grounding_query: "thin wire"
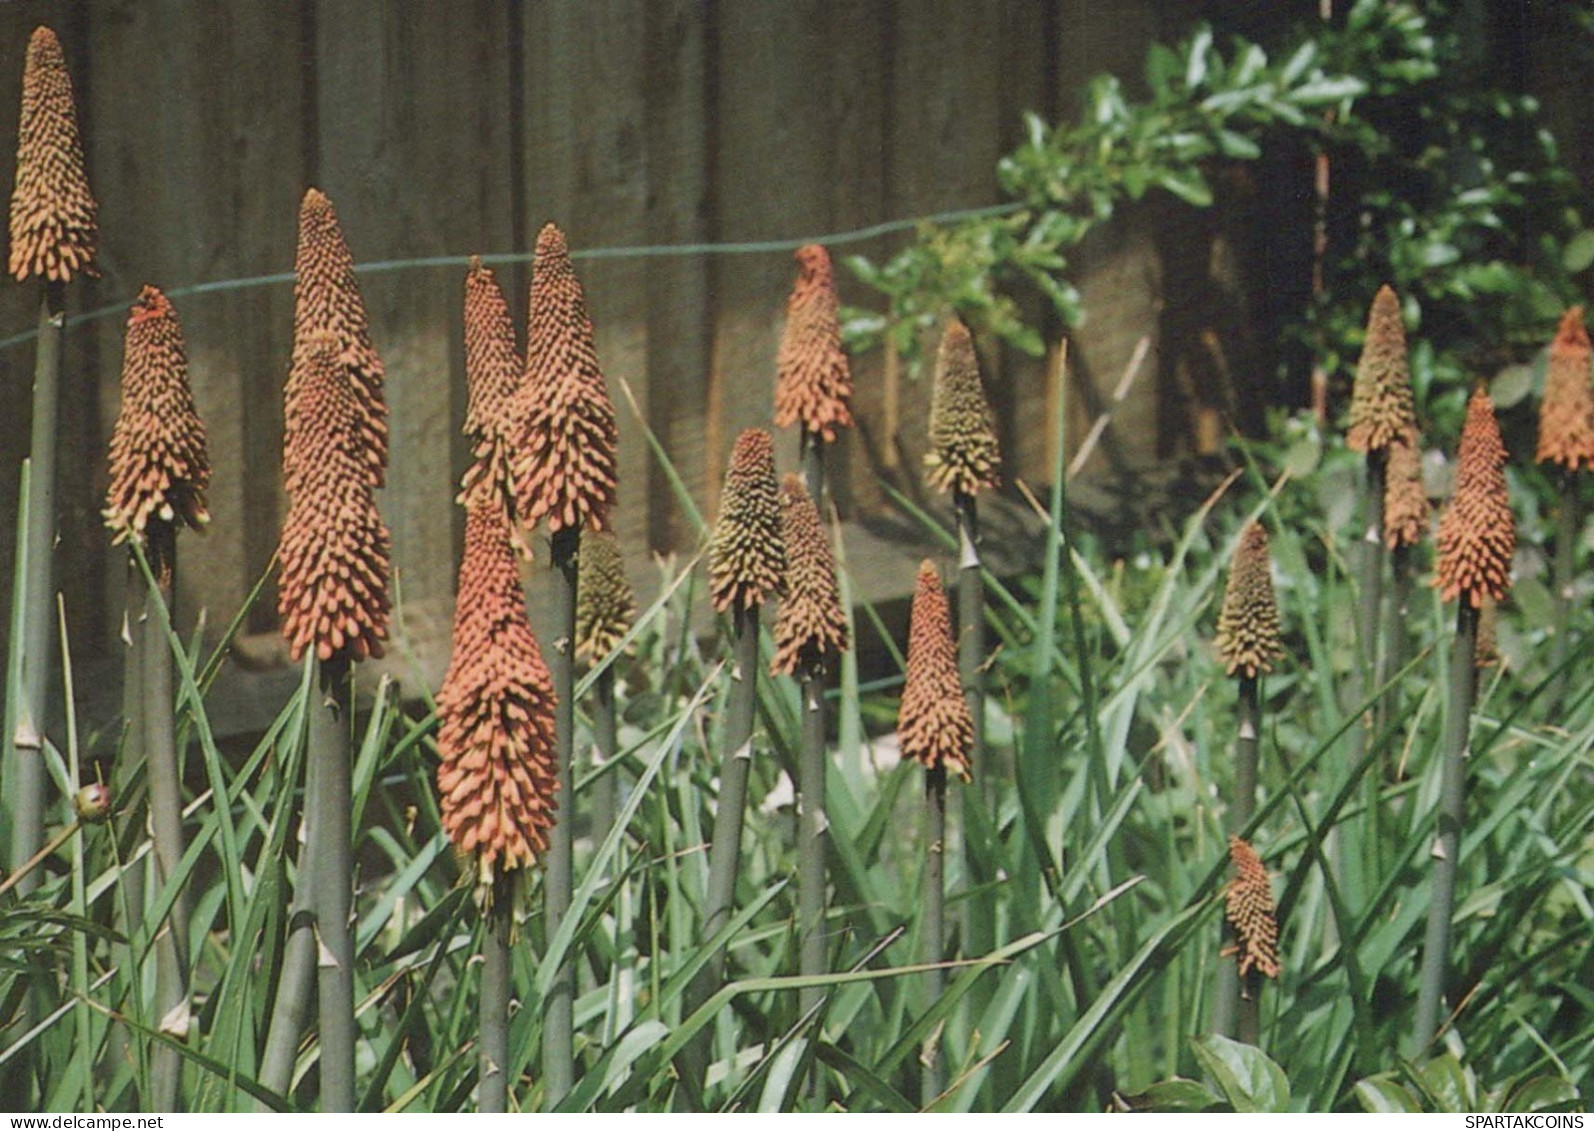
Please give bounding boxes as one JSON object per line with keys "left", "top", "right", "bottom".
{"left": 0, "top": 200, "right": 1023, "bottom": 354}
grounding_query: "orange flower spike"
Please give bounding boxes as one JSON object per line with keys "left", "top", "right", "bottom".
{"left": 1224, "top": 836, "right": 1281, "bottom": 980}
{"left": 436, "top": 502, "right": 560, "bottom": 900}
{"left": 708, "top": 429, "right": 786, "bottom": 614}
{"left": 897, "top": 561, "right": 973, "bottom": 782}
{"left": 575, "top": 530, "right": 636, "bottom": 664}
{"left": 1536, "top": 307, "right": 1594, "bottom": 470}
{"left": 1435, "top": 385, "right": 1515, "bottom": 608}
{"left": 459, "top": 257, "right": 524, "bottom": 516}
{"left": 277, "top": 332, "right": 392, "bottom": 666}
{"left": 774, "top": 244, "right": 854, "bottom": 442}
{"left": 8, "top": 26, "right": 97, "bottom": 283}
{"left": 771, "top": 475, "right": 849, "bottom": 677}
{"left": 1384, "top": 429, "right": 1431, "bottom": 550}
{"left": 290, "top": 188, "right": 387, "bottom": 487}
{"left": 924, "top": 320, "right": 1002, "bottom": 497}
{"left": 103, "top": 286, "right": 211, "bottom": 579}
{"left": 514, "top": 223, "right": 619, "bottom": 534}
{"left": 1214, "top": 523, "right": 1284, "bottom": 678}
{"left": 1347, "top": 285, "right": 1417, "bottom": 455}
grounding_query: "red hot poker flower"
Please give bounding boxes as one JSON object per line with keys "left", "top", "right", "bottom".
{"left": 513, "top": 223, "right": 619, "bottom": 535}
{"left": 771, "top": 474, "right": 849, "bottom": 676}
{"left": 8, "top": 26, "right": 97, "bottom": 283}
{"left": 1536, "top": 307, "right": 1594, "bottom": 471}
{"left": 459, "top": 257, "right": 525, "bottom": 521}
{"left": 1435, "top": 385, "right": 1514, "bottom": 608}
{"left": 104, "top": 286, "right": 211, "bottom": 581}
{"left": 897, "top": 560, "right": 973, "bottom": 782}
{"left": 774, "top": 244, "right": 853, "bottom": 443}
{"left": 708, "top": 429, "right": 786, "bottom": 615}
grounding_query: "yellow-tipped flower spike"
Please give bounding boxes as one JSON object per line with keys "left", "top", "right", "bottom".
{"left": 575, "top": 530, "right": 636, "bottom": 664}
{"left": 1435, "top": 385, "right": 1514, "bottom": 608}
{"left": 924, "top": 319, "right": 1002, "bottom": 497}
{"left": 1347, "top": 285, "right": 1417, "bottom": 455}
{"left": 897, "top": 560, "right": 973, "bottom": 782}
{"left": 103, "top": 286, "right": 211, "bottom": 583}
{"left": 1223, "top": 836, "right": 1280, "bottom": 980}
{"left": 774, "top": 244, "right": 853, "bottom": 442}
{"left": 289, "top": 189, "right": 387, "bottom": 489}
{"left": 277, "top": 332, "right": 392, "bottom": 666}
{"left": 708, "top": 428, "right": 786, "bottom": 615}
{"left": 1536, "top": 307, "right": 1594, "bottom": 471}
{"left": 1214, "top": 523, "right": 1284, "bottom": 678}
{"left": 1383, "top": 427, "right": 1431, "bottom": 550}
{"left": 513, "top": 223, "right": 619, "bottom": 534}
{"left": 436, "top": 502, "right": 560, "bottom": 909}
{"left": 8, "top": 26, "right": 97, "bottom": 283}
{"left": 458, "top": 257, "right": 525, "bottom": 521}
{"left": 771, "top": 474, "right": 849, "bottom": 677}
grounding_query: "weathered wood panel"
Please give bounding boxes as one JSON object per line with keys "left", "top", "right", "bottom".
{"left": 313, "top": 2, "right": 517, "bottom": 688}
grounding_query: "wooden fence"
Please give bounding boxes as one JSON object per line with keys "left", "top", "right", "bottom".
{"left": 0, "top": 0, "right": 1281, "bottom": 687}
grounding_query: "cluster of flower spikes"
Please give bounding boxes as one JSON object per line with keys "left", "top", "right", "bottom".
{"left": 709, "top": 428, "right": 787, "bottom": 615}
{"left": 436, "top": 501, "right": 560, "bottom": 908}
{"left": 1214, "top": 522, "right": 1284, "bottom": 679}
{"left": 458, "top": 257, "right": 525, "bottom": 527}
{"left": 287, "top": 188, "right": 387, "bottom": 491}
{"left": 770, "top": 475, "right": 849, "bottom": 677}
{"left": 924, "top": 319, "right": 1002, "bottom": 497}
{"left": 103, "top": 286, "right": 210, "bottom": 584}
{"left": 513, "top": 223, "right": 619, "bottom": 535}
{"left": 774, "top": 244, "right": 853, "bottom": 443}
{"left": 897, "top": 560, "right": 974, "bottom": 782}
{"left": 1435, "top": 385, "right": 1515, "bottom": 609}
{"left": 575, "top": 530, "right": 636, "bottom": 664}
{"left": 1346, "top": 285, "right": 1417, "bottom": 457}
{"left": 1223, "top": 835, "right": 1280, "bottom": 980}
{"left": 1383, "top": 428, "right": 1431, "bottom": 550}
{"left": 277, "top": 331, "right": 391, "bottom": 665}
{"left": 8, "top": 26, "right": 96, "bottom": 283}
{"left": 1536, "top": 307, "right": 1594, "bottom": 471}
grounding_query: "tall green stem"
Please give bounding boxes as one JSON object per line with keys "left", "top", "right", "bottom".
{"left": 9, "top": 285, "right": 64, "bottom": 898}
{"left": 142, "top": 553, "right": 191, "bottom": 1111}
{"left": 590, "top": 666, "right": 619, "bottom": 852}
{"left": 1411, "top": 601, "right": 1478, "bottom": 1058}
{"left": 1548, "top": 475, "right": 1578, "bottom": 708}
{"left": 311, "top": 661, "right": 355, "bottom": 1111}
{"left": 922, "top": 765, "right": 947, "bottom": 1107}
{"left": 544, "top": 526, "right": 579, "bottom": 1110}
{"left": 954, "top": 492, "right": 985, "bottom": 784}
{"left": 1213, "top": 675, "right": 1260, "bottom": 1040}
{"left": 258, "top": 699, "right": 321, "bottom": 1107}
{"left": 479, "top": 905, "right": 512, "bottom": 1112}
{"left": 798, "top": 432, "right": 830, "bottom": 1105}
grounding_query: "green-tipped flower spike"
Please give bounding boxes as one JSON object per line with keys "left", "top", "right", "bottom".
{"left": 708, "top": 428, "right": 786, "bottom": 614}
{"left": 1347, "top": 285, "right": 1417, "bottom": 455}
{"left": 774, "top": 244, "right": 853, "bottom": 443}
{"left": 1223, "top": 836, "right": 1280, "bottom": 980}
{"left": 514, "top": 222, "right": 619, "bottom": 535}
{"left": 898, "top": 561, "right": 973, "bottom": 782}
{"left": 771, "top": 474, "right": 849, "bottom": 677}
{"left": 1384, "top": 427, "right": 1430, "bottom": 550}
{"left": 575, "top": 530, "right": 635, "bottom": 664}
{"left": 1214, "top": 523, "right": 1284, "bottom": 678}
{"left": 924, "top": 319, "right": 1001, "bottom": 497}
{"left": 8, "top": 26, "right": 97, "bottom": 283}
{"left": 1536, "top": 307, "right": 1594, "bottom": 471}
{"left": 103, "top": 286, "right": 211, "bottom": 583}
{"left": 1435, "top": 385, "right": 1514, "bottom": 608}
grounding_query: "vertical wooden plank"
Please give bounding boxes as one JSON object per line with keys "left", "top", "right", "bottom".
{"left": 522, "top": 2, "right": 652, "bottom": 570}
{"left": 314, "top": 1, "right": 515, "bottom": 686}
{"left": 642, "top": 0, "right": 712, "bottom": 551}
{"left": 77, "top": 2, "right": 304, "bottom": 654}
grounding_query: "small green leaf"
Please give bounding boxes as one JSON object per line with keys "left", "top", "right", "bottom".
{"left": 1121, "top": 1078, "right": 1225, "bottom": 1112}
{"left": 1289, "top": 76, "right": 1368, "bottom": 105}
{"left": 1155, "top": 168, "right": 1213, "bottom": 208}
{"left": 1563, "top": 229, "right": 1594, "bottom": 273}
{"left": 1191, "top": 1034, "right": 1290, "bottom": 1114}
{"left": 1355, "top": 1077, "right": 1422, "bottom": 1113}
{"left": 1185, "top": 26, "right": 1213, "bottom": 89}
{"left": 1500, "top": 1076, "right": 1580, "bottom": 1113}
{"left": 1489, "top": 363, "right": 1534, "bottom": 409}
